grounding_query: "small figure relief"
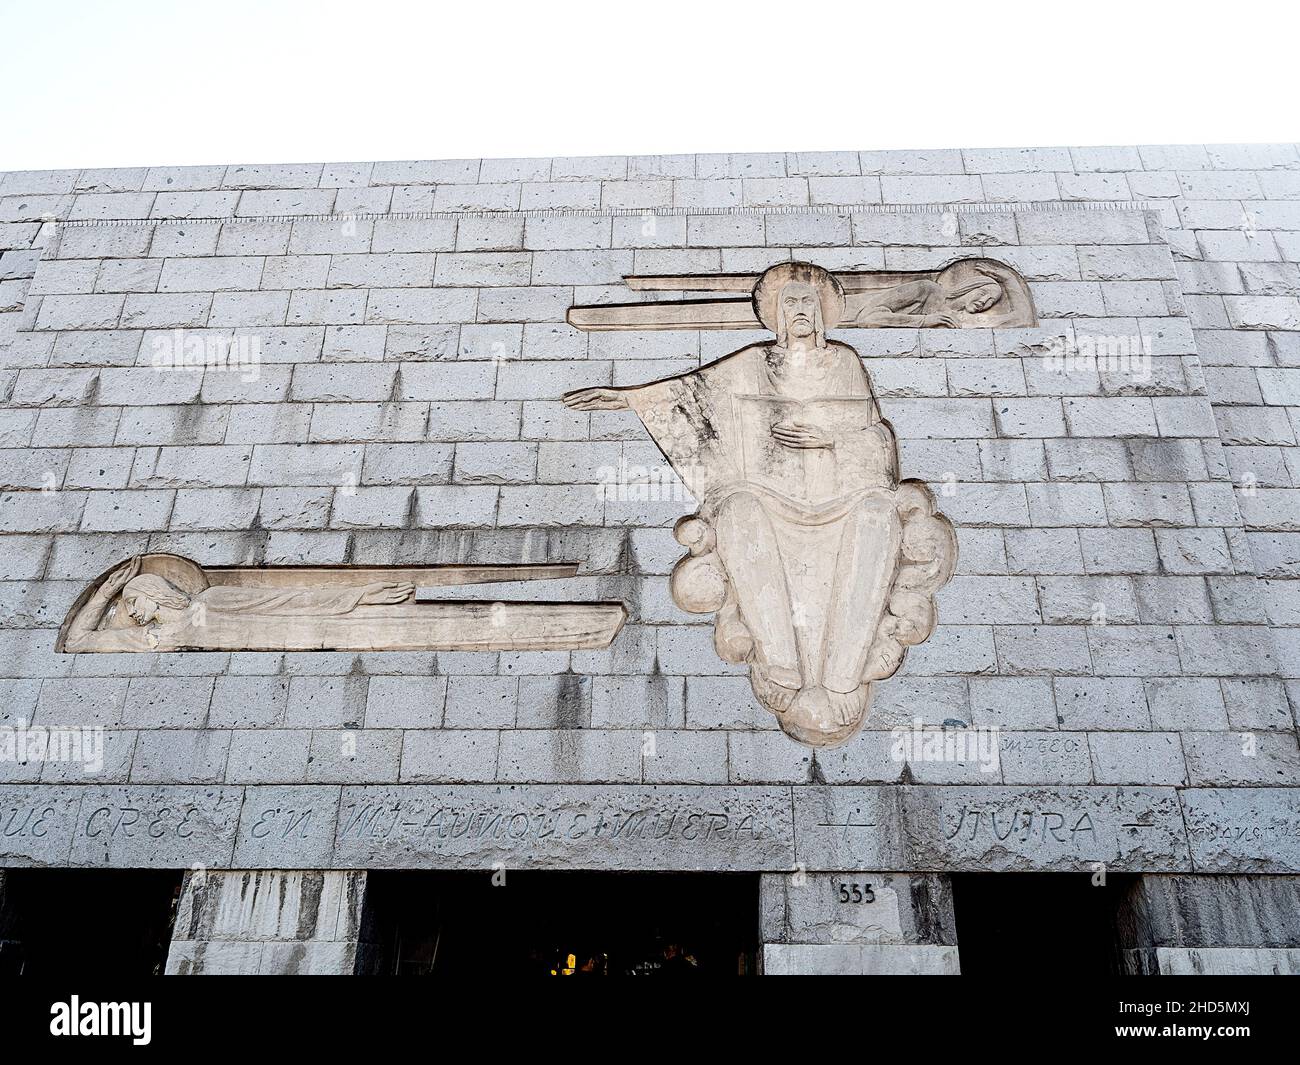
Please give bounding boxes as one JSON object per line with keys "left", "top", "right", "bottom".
{"left": 564, "top": 262, "right": 957, "bottom": 748}
{"left": 58, "top": 555, "right": 625, "bottom": 654}
{"left": 565, "top": 257, "right": 1036, "bottom": 332}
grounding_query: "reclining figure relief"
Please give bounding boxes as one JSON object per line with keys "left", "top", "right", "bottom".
{"left": 58, "top": 554, "right": 626, "bottom": 653}
{"left": 564, "top": 262, "right": 958, "bottom": 747}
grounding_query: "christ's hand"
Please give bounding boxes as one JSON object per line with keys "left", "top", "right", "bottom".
{"left": 772, "top": 422, "right": 834, "bottom": 449}
{"left": 562, "top": 387, "right": 630, "bottom": 411}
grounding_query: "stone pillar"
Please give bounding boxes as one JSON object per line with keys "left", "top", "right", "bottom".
{"left": 760, "top": 872, "right": 960, "bottom": 974}
{"left": 165, "top": 870, "right": 366, "bottom": 975}
{"left": 1118, "top": 874, "right": 1300, "bottom": 974}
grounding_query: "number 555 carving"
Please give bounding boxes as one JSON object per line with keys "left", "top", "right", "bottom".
{"left": 836, "top": 881, "right": 876, "bottom": 904}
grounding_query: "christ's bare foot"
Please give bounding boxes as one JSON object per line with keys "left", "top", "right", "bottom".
{"left": 825, "top": 685, "right": 870, "bottom": 726}
{"left": 751, "top": 665, "right": 800, "bottom": 714}
{"left": 775, "top": 685, "right": 870, "bottom": 747}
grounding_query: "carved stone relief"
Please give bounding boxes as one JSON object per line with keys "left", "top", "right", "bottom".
{"left": 567, "top": 257, "right": 1036, "bottom": 331}
{"left": 57, "top": 554, "right": 625, "bottom": 653}
{"left": 564, "top": 262, "right": 957, "bottom": 748}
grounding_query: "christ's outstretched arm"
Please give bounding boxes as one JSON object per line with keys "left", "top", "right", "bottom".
{"left": 562, "top": 386, "right": 632, "bottom": 411}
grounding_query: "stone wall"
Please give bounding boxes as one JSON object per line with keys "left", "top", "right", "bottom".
{"left": 0, "top": 146, "right": 1297, "bottom": 883}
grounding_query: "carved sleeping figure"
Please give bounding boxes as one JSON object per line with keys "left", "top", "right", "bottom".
{"left": 58, "top": 554, "right": 625, "bottom": 654}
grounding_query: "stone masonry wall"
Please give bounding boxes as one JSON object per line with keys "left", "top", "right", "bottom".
{"left": 0, "top": 146, "right": 1297, "bottom": 874}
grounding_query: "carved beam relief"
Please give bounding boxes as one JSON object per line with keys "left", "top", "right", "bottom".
{"left": 564, "top": 263, "right": 959, "bottom": 748}
{"left": 567, "top": 257, "right": 1036, "bottom": 331}
{"left": 57, "top": 554, "right": 625, "bottom": 653}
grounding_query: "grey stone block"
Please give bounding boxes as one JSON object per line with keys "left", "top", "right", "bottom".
{"left": 497, "top": 729, "right": 642, "bottom": 783}
{"left": 999, "top": 732, "right": 1092, "bottom": 785}
{"left": 209, "top": 676, "right": 291, "bottom": 728}
{"left": 1089, "top": 732, "right": 1187, "bottom": 785}
{"left": 1120, "top": 874, "right": 1300, "bottom": 949}
{"left": 1183, "top": 788, "right": 1300, "bottom": 872}
{"left": 306, "top": 730, "right": 401, "bottom": 784}
{"left": 363, "top": 676, "right": 446, "bottom": 728}
{"left": 642, "top": 730, "right": 728, "bottom": 784}
{"left": 226, "top": 730, "right": 311, "bottom": 784}
{"left": 131, "top": 730, "right": 231, "bottom": 784}
{"left": 400, "top": 730, "right": 499, "bottom": 783}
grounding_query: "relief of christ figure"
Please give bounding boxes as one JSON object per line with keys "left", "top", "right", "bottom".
{"left": 564, "top": 262, "right": 957, "bottom": 747}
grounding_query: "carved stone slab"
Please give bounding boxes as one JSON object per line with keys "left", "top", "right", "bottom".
{"left": 332, "top": 785, "right": 796, "bottom": 871}
{"left": 0, "top": 786, "right": 82, "bottom": 866}
{"left": 57, "top": 553, "right": 625, "bottom": 654}
{"left": 69, "top": 786, "right": 244, "bottom": 868}
{"left": 1182, "top": 788, "right": 1300, "bottom": 873}
{"left": 902, "top": 785, "right": 1190, "bottom": 872}
{"left": 761, "top": 871, "right": 957, "bottom": 946}
{"left": 7, "top": 785, "right": 1298, "bottom": 874}
{"left": 234, "top": 786, "right": 344, "bottom": 868}
{"left": 793, "top": 785, "right": 1189, "bottom": 872}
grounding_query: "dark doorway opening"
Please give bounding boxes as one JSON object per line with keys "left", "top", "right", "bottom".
{"left": 0, "top": 869, "right": 183, "bottom": 976}
{"left": 951, "top": 872, "right": 1137, "bottom": 976}
{"left": 360, "top": 871, "right": 760, "bottom": 976}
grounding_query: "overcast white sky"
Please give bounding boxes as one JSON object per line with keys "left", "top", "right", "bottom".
{"left": 0, "top": 0, "right": 1293, "bottom": 172}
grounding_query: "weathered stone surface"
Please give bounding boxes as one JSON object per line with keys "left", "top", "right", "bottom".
{"left": 906, "top": 786, "right": 1189, "bottom": 871}
{"left": 8, "top": 783, "right": 1297, "bottom": 874}
{"left": 793, "top": 786, "right": 1189, "bottom": 872}
{"left": 1182, "top": 788, "right": 1300, "bottom": 872}
{"left": 762, "top": 942, "right": 960, "bottom": 975}
{"left": 233, "top": 786, "right": 342, "bottom": 867}
{"left": 0, "top": 786, "right": 81, "bottom": 866}
{"left": 1151, "top": 946, "right": 1300, "bottom": 975}
{"left": 791, "top": 787, "right": 902, "bottom": 869}
{"left": 1119, "top": 874, "right": 1300, "bottom": 948}
{"left": 332, "top": 784, "right": 794, "bottom": 870}
{"left": 760, "top": 871, "right": 957, "bottom": 946}
{"left": 166, "top": 868, "right": 365, "bottom": 975}
{"left": 68, "top": 785, "right": 243, "bottom": 867}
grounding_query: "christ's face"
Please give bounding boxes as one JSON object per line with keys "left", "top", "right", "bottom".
{"left": 781, "top": 283, "right": 819, "bottom": 339}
